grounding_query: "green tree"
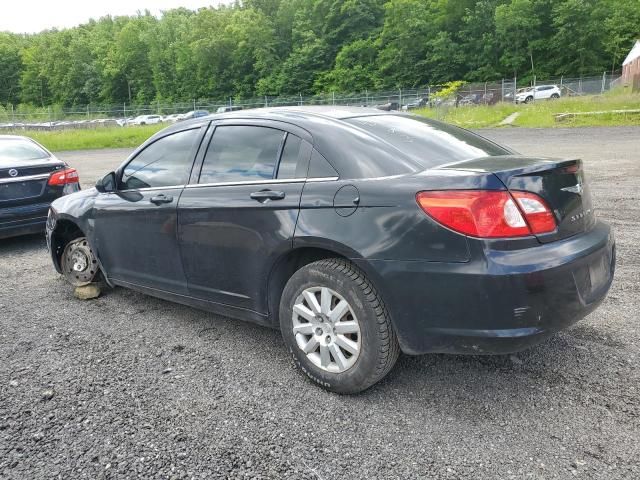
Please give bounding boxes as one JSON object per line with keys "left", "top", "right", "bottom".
{"left": 0, "top": 33, "right": 23, "bottom": 105}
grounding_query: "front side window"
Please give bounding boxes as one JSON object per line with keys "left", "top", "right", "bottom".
{"left": 121, "top": 129, "right": 199, "bottom": 190}
{"left": 199, "top": 126, "right": 285, "bottom": 184}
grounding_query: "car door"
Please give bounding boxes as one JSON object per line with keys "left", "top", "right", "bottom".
{"left": 177, "top": 120, "right": 311, "bottom": 314}
{"left": 92, "top": 126, "right": 205, "bottom": 294}
{"left": 536, "top": 86, "right": 551, "bottom": 100}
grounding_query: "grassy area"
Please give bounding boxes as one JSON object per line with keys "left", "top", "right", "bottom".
{"left": 23, "top": 124, "right": 165, "bottom": 152}
{"left": 5, "top": 93, "right": 640, "bottom": 153}
{"left": 415, "top": 92, "right": 640, "bottom": 129}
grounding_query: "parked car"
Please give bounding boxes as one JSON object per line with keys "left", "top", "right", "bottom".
{"left": 46, "top": 107, "right": 615, "bottom": 393}
{"left": 516, "top": 85, "right": 561, "bottom": 104}
{"left": 180, "top": 110, "right": 210, "bottom": 120}
{"left": 130, "top": 115, "right": 163, "bottom": 126}
{"left": 216, "top": 106, "right": 244, "bottom": 113}
{"left": 163, "top": 114, "right": 182, "bottom": 123}
{"left": 402, "top": 97, "right": 429, "bottom": 111}
{"left": 375, "top": 102, "right": 400, "bottom": 111}
{"left": 458, "top": 93, "right": 483, "bottom": 106}
{"left": 1, "top": 135, "right": 80, "bottom": 239}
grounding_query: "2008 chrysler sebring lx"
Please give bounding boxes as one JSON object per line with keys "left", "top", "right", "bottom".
{"left": 46, "top": 107, "right": 615, "bottom": 393}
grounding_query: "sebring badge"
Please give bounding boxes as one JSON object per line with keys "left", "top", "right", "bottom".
{"left": 8, "top": 169, "right": 18, "bottom": 177}
{"left": 561, "top": 183, "right": 583, "bottom": 195}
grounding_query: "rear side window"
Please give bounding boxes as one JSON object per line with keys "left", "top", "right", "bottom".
{"left": 309, "top": 149, "right": 338, "bottom": 178}
{"left": 199, "top": 126, "right": 285, "bottom": 183}
{"left": 346, "top": 115, "right": 510, "bottom": 168}
{"left": 121, "top": 128, "right": 199, "bottom": 189}
{"left": 0, "top": 139, "right": 49, "bottom": 164}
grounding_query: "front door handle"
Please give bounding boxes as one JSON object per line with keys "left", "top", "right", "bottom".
{"left": 250, "top": 190, "right": 286, "bottom": 202}
{"left": 150, "top": 194, "right": 174, "bottom": 205}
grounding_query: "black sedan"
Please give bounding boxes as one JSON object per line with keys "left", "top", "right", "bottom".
{"left": 1, "top": 135, "right": 79, "bottom": 239}
{"left": 46, "top": 107, "right": 615, "bottom": 393}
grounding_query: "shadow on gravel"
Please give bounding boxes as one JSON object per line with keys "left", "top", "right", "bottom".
{"left": 0, "top": 234, "right": 47, "bottom": 255}
{"left": 365, "top": 330, "right": 600, "bottom": 405}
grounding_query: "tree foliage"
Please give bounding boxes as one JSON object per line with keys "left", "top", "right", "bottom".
{"left": 0, "top": 0, "right": 637, "bottom": 107}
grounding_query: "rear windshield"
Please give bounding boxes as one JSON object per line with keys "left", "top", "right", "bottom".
{"left": 0, "top": 138, "right": 49, "bottom": 164}
{"left": 345, "top": 115, "right": 510, "bottom": 168}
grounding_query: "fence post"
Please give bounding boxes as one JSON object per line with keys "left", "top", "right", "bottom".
{"left": 601, "top": 72, "right": 606, "bottom": 93}
{"left": 560, "top": 76, "right": 563, "bottom": 90}
{"left": 10, "top": 104, "right": 14, "bottom": 122}
{"left": 514, "top": 76, "right": 517, "bottom": 103}
{"left": 399, "top": 88, "right": 402, "bottom": 107}
{"left": 332, "top": 91, "right": 335, "bottom": 105}
{"left": 123, "top": 103, "right": 126, "bottom": 120}
{"left": 264, "top": 96, "right": 268, "bottom": 107}
{"left": 193, "top": 99, "right": 196, "bottom": 111}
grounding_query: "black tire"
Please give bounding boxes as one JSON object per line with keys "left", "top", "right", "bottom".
{"left": 550, "top": 93, "right": 560, "bottom": 99}
{"left": 524, "top": 96, "right": 534, "bottom": 104}
{"left": 279, "top": 258, "right": 399, "bottom": 394}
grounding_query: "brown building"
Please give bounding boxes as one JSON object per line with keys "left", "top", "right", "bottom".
{"left": 622, "top": 40, "right": 640, "bottom": 91}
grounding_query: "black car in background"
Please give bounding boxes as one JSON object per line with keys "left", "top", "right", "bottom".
{"left": 1, "top": 135, "right": 80, "bottom": 239}
{"left": 46, "top": 107, "right": 615, "bottom": 393}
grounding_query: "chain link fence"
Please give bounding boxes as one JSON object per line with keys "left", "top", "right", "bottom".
{"left": 0, "top": 73, "right": 622, "bottom": 131}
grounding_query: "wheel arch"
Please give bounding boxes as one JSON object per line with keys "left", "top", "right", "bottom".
{"left": 266, "top": 242, "right": 389, "bottom": 329}
{"left": 50, "top": 218, "right": 85, "bottom": 272}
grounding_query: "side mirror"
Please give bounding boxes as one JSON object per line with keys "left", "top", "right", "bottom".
{"left": 95, "top": 172, "right": 117, "bottom": 193}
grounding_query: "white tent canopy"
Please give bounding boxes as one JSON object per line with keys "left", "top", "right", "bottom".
{"left": 623, "top": 40, "right": 640, "bottom": 66}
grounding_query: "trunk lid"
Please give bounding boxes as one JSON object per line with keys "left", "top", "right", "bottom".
{"left": 438, "top": 155, "right": 595, "bottom": 242}
{"left": 0, "top": 159, "right": 65, "bottom": 208}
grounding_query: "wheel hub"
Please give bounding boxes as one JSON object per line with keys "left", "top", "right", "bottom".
{"left": 61, "top": 238, "right": 98, "bottom": 287}
{"left": 71, "top": 250, "right": 89, "bottom": 272}
{"left": 292, "top": 286, "right": 361, "bottom": 373}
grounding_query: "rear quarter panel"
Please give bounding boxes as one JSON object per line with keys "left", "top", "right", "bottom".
{"left": 294, "top": 170, "right": 503, "bottom": 262}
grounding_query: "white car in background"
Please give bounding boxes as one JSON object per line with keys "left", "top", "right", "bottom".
{"left": 130, "top": 115, "right": 163, "bottom": 126}
{"left": 515, "top": 85, "right": 561, "bottom": 104}
{"left": 163, "top": 114, "right": 182, "bottom": 123}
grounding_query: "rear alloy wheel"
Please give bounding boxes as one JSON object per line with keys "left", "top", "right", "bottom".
{"left": 292, "top": 286, "right": 361, "bottom": 373}
{"left": 524, "top": 96, "right": 534, "bottom": 104}
{"left": 280, "top": 259, "right": 399, "bottom": 394}
{"left": 551, "top": 93, "right": 560, "bottom": 99}
{"left": 61, "top": 237, "right": 98, "bottom": 287}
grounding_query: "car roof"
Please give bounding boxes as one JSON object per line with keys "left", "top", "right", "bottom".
{"left": 141, "top": 106, "right": 497, "bottom": 179}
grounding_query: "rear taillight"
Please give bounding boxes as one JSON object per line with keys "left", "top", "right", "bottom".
{"left": 416, "top": 190, "right": 556, "bottom": 238}
{"left": 48, "top": 168, "right": 79, "bottom": 186}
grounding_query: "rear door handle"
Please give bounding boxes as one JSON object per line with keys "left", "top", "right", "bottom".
{"left": 150, "top": 194, "right": 174, "bottom": 205}
{"left": 250, "top": 190, "right": 286, "bottom": 202}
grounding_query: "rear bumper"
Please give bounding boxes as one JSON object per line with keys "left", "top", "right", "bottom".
{"left": 360, "top": 221, "right": 615, "bottom": 355}
{"left": 0, "top": 202, "right": 50, "bottom": 239}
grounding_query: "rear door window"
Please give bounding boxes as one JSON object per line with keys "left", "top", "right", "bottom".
{"left": 276, "top": 134, "right": 303, "bottom": 179}
{"left": 199, "top": 126, "right": 285, "bottom": 183}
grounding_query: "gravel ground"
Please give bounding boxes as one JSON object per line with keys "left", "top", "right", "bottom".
{"left": 1, "top": 127, "right": 639, "bottom": 479}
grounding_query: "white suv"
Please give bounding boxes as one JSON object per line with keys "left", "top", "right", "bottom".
{"left": 515, "top": 85, "right": 561, "bottom": 104}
